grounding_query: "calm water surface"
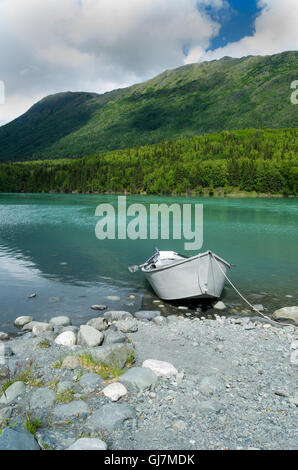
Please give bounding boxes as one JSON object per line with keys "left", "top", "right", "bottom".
{"left": 0, "top": 194, "right": 297, "bottom": 332}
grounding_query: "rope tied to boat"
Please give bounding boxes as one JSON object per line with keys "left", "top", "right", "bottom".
{"left": 211, "top": 252, "right": 297, "bottom": 329}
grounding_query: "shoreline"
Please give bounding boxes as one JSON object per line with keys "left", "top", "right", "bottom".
{"left": 0, "top": 307, "right": 297, "bottom": 450}
{"left": 0, "top": 190, "right": 297, "bottom": 198}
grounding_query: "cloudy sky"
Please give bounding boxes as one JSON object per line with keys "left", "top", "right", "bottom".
{"left": 0, "top": 0, "right": 297, "bottom": 126}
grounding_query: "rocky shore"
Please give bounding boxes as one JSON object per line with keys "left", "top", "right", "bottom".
{"left": 0, "top": 305, "right": 297, "bottom": 450}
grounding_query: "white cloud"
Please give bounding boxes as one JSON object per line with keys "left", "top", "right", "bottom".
{"left": 185, "top": 0, "right": 298, "bottom": 63}
{"left": 0, "top": 0, "right": 226, "bottom": 124}
{"left": 0, "top": 0, "right": 297, "bottom": 126}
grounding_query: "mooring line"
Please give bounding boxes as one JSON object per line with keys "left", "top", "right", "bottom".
{"left": 211, "top": 253, "right": 297, "bottom": 329}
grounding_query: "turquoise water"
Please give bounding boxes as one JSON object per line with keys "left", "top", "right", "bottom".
{"left": 0, "top": 193, "right": 297, "bottom": 332}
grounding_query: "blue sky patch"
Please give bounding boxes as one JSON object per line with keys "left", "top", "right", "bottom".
{"left": 204, "top": 0, "right": 263, "bottom": 51}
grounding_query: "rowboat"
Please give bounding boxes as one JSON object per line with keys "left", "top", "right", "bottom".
{"left": 130, "top": 249, "right": 231, "bottom": 301}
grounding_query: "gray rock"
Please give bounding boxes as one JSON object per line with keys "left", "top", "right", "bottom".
{"left": 77, "top": 325, "right": 104, "bottom": 347}
{"left": 199, "top": 376, "right": 225, "bottom": 396}
{"left": 14, "top": 316, "right": 33, "bottom": 327}
{"left": 0, "top": 406, "right": 13, "bottom": 420}
{"left": 103, "top": 330, "right": 126, "bottom": 345}
{"left": 90, "top": 343, "right": 133, "bottom": 369}
{"left": 0, "top": 426, "right": 40, "bottom": 450}
{"left": 0, "top": 332, "right": 9, "bottom": 341}
{"left": 86, "top": 403, "right": 135, "bottom": 432}
{"left": 273, "top": 306, "right": 298, "bottom": 326}
{"left": 61, "top": 355, "right": 81, "bottom": 370}
{"left": 49, "top": 316, "right": 71, "bottom": 327}
{"left": 87, "top": 317, "right": 109, "bottom": 331}
{"left": 115, "top": 319, "right": 138, "bottom": 333}
{"left": 0, "top": 381, "right": 26, "bottom": 404}
{"left": 29, "top": 387, "right": 56, "bottom": 409}
{"left": 57, "top": 381, "right": 75, "bottom": 393}
{"left": 152, "top": 316, "right": 168, "bottom": 326}
{"left": 104, "top": 311, "right": 133, "bottom": 321}
{"left": 79, "top": 372, "right": 103, "bottom": 391}
{"left": 134, "top": 311, "right": 161, "bottom": 321}
{"left": 53, "top": 400, "right": 90, "bottom": 419}
{"left": 119, "top": 367, "right": 157, "bottom": 391}
{"left": 55, "top": 331, "right": 77, "bottom": 346}
{"left": 36, "top": 428, "right": 77, "bottom": 450}
{"left": 32, "top": 322, "right": 54, "bottom": 336}
{"left": 213, "top": 301, "right": 226, "bottom": 311}
{"left": 22, "top": 321, "right": 39, "bottom": 331}
{"left": 66, "top": 438, "right": 108, "bottom": 450}
{"left": 252, "top": 304, "right": 264, "bottom": 312}
{"left": 197, "top": 400, "right": 224, "bottom": 415}
{"left": 91, "top": 305, "right": 107, "bottom": 311}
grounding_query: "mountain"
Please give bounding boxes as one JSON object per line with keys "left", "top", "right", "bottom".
{"left": 0, "top": 51, "right": 297, "bottom": 162}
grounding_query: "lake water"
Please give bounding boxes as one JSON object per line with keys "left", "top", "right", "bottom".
{"left": 0, "top": 193, "right": 297, "bottom": 333}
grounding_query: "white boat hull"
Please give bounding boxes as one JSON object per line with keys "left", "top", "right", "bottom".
{"left": 142, "top": 251, "right": 230, "bottom": 301}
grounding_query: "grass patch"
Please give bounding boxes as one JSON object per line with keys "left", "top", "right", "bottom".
{"left": 47, "top": 377, "right": 59, "bottom": 392}
{"left": 78, "top": 352, "right": 125, "bottom": 380}
{"left": 54, "top": 389, "right": 75, "bottom": 404}
{"left": 0, "top": 365, "right": 44, "bottom": 395}
{"left": 77, "top": 347, "right": 135, "bottom": 379}
{"left": 16, "top": 369, "right": 44, "bottom": 387}
{"left": 24, "top": 413, "right": 43, "bottom": 437}
{"left": 38, "top": 339, "right": 51, "bottom": 349}
{"left": 52, "top": 360, "right": 63, "bottom": 369}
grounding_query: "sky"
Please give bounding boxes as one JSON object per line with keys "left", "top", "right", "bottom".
{"left": 0, "top": 0, "right": 297, "bottom": 126}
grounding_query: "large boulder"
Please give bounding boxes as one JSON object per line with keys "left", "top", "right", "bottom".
{"left": 119, "top": 367, "right": 157, "bottom": 391}
{"left": 87, "top": 318, "right": 109, "bottom": 332}
{"left": 90, "top": 343, "right": 134, "bottom": 369}
{"left": 115, "top": 319, "right": 138, "bottom": 333}
{"left": 32, "top": 322, "right": 53, "bottom": 336}
{"left": 0, "top": 426, "right": 40, "bottom": 450}
{"left": 49, "top": 316, "right": 71, "bottom": 327}
{"left": 14, "top": 316, "right": 33, "bottom": 327}
{"left": 142, "top": 359, "right": 178, "bottom": 377}
{"left": 0, "top": 381, "right": 26, "bottom": 405}
{"left": 86, "top": 403, "right": 135, "bottom": 432}
{"left": 104, "top": 311, "right": 133, "bottom": 322}
{"left": 103, "top": 330, "right": 126, "bottom": 345}
{"left": 273, "top": 306, "right": 298, "bottom": 326}
{"left": 102, "top": 383, "right": 127, "bottom": 402}
{"left": 79, "top": 372, "right": 103, "bottom": 392}
{"left": 29, "top": 387, "right": 56, "bottom": 409}
{"left": 55, "top": 331, "right": 77, "bottom": 347}
{"left": 77, "top": 325, "right": 104, "bottom": 347}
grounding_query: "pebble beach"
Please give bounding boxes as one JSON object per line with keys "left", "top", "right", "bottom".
{"left": 0, "top": 302, "right": 297, "bottom": 451}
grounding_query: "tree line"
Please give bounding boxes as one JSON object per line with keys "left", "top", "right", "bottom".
{"left": 0, "top": 129, "right": 297, "bottom": 196}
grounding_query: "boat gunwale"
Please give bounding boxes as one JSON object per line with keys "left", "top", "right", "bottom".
{"left": 141, "top": 250, "right": 231, "bottom": 274}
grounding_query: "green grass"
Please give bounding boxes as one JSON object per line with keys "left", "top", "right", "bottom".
{"left": 54, "top": 389, "right": 75, "bottom": 404}
{"left": 38, "top": 339, "right": 51, "bottom": 349}
{"left": 77, "top": 351, "right": 133, "bottom": 380}
{"left": 24, "top": 413, "right": 43, "bottom": 437}
{"left": 51, "top": 360, "right": 63, "bottom": 369}
{"left": 0, "top": 366, "right": 44, "bottom": 395}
